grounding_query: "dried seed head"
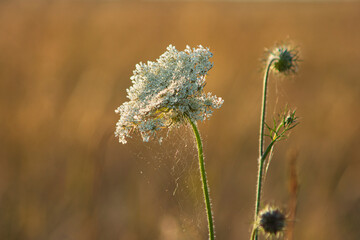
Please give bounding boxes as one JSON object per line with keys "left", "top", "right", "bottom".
{"left": 268, "top": 44, "right": 300, "bottom": 74}
{"left": 257, "top": 205, "right": 286, "bottom": 237}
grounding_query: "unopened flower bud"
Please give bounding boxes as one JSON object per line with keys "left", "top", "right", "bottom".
{"left": 268, "top": 44, "right": 299, "bottom": 74}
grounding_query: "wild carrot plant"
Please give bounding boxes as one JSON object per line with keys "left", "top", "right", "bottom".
{"left": 251, "top": 43, "right": 300, "bottom": 240}
{"left": 115, "top": 45, "right": 223, "bottom": 240}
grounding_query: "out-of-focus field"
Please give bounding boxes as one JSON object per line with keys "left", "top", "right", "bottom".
{"left": 1, "top": 1, "right": 360, "bottom": 239}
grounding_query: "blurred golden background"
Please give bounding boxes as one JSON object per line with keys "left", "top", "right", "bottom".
{"left": 1, "top": 1, "right": 360, "bottom": 239}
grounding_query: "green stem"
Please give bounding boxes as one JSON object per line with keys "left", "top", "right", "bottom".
{"left": 259, "top": 58, "right": 276, "bottom": 157}
{"left": 187, "top": 116, "right": 215, "bottom": 240}
{"left": 253, "top": 58, "right": 276, "bottom": 240}
{"left": 264, "top": 121, "right": 285, "bottom": 177}
{"left": 251, "top": 227, "right": 257, "bottom": 240}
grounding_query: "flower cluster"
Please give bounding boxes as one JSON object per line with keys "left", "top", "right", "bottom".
{"left": 115, "top": 45, "right": 223, "bottom": 144}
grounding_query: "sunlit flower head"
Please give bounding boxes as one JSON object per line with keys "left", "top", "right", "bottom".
{"left": 115, "top": 45, "right": 223, "bottom": 144}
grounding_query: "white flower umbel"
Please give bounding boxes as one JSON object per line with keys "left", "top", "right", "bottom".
{"left": 115, "top": 45, "right": 223, "bottom": 144}
{"left": 115, "top": 45, "right": 222, "bottom": 240}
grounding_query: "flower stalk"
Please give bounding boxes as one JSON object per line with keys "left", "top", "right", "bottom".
{"left": 253, "top": 58, "right": 276, "bottom": 240}
{"left": 259, "top": 58, "right": 277, "bottom": 157}
{"left": 187, "top": 115, "right": 215, "bottom": 240}
{"left": 253, "top": 43, "right": 299, "bottom": 240}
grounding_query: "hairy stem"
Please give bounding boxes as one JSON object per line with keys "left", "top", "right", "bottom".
{"left": 187, "top": 116, "right": 215, "bottom": 240}
{"left": 264, "top": 121, "right": 285, "bottom": 177}
{"left": 259, "top": 58, "right": 276, "bottom": 157}
{"left": 253, "top": 58, "right": 276, "bottom": 240}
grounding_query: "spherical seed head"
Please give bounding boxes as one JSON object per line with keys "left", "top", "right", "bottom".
{"left": 115, "top": 45, "right": 223, "bottom": 144}
{"left": 268, "top": 44, "right": 299, "bottom": 74}
{"left": 258, "top": 205, "right": 286, "bottom": 237}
